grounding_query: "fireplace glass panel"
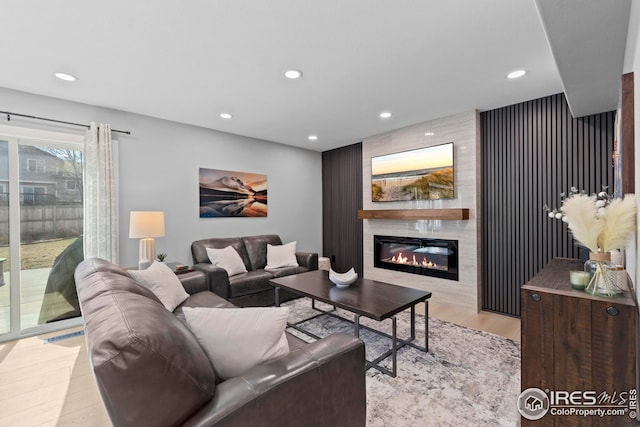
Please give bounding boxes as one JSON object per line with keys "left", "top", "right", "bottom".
{"left": 374, "top": 235, "right": 458, "bottom": 281}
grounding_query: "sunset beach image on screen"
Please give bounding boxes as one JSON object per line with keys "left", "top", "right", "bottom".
{"left": 371, "top": 142, "right": 454, "bottom": 202}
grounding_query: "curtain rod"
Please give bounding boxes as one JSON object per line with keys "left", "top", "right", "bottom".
{"left": 0, "top": 111, "right": 131, "bottom": 135}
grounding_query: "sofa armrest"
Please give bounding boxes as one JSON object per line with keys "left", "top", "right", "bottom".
{"left": 295, "top": 252, "right": 318, "bottom": 271}
{"left": 182, "top": 333, "right": 366, "bottom": 427}
{"left": 178, "top": 271, "right": 209, "bottom": 295}
{"left": 192, "top": 263, "right": 231, "bottom": 299}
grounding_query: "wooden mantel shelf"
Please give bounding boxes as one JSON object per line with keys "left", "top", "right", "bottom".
{"left": 357, "top": 208, "right": 469, "bottom": 221}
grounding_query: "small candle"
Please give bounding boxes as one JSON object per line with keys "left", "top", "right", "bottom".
{"left": 569, "top": 270, "right": 590, "bottom": 290}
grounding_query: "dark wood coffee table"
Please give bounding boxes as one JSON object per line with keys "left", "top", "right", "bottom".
{"left": 270, "top": 269, "right": 432, "bottom": 377}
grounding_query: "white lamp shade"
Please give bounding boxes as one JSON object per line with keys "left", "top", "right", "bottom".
{"left": 129, "top": 211, "right": 165, "bottom": 238}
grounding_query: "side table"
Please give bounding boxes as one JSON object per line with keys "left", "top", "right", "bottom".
{"left": 318, "top": 256, "right": 331, "bottom": 271}
{"left": 165, "top": 262, "right": 194, "bottom": 274}
{"left": 127, "top": 262, "right": 194, "bottom": 274}
{"left": 125, "top": 262, "right": 205, "bottom": 294}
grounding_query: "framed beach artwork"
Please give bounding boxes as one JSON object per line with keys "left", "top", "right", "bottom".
{"left": 199, "top": 167, "right": 268, "bottom": 217}
{"left": 371, "top": 142, "right": 454, "bottom": 202}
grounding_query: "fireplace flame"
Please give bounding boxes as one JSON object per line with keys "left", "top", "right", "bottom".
{"left": 389, "top": 253, "right": 438, "bottom": 268}
{"left": 422, "top": 258, "right": 437, "bottom": 268}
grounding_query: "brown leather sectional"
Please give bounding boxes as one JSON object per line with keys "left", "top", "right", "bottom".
{"left": 75, "top": 257, "right": 366, "bottom": 427}
{"left": 191, "top": 234, "right": 318, "bottom": 307}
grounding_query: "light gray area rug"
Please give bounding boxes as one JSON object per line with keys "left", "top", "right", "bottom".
{"left": 282, "top": 298, "right": 521, "bottom": 427}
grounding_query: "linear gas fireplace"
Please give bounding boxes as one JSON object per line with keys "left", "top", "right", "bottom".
{"left": 374, "top": 235, "right": 459, "bottom": 281}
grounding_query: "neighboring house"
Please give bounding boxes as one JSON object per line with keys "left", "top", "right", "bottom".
{"left": 0, "top": 145, "right": 82, "bottom": 205}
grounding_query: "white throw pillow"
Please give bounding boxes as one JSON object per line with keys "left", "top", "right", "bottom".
{"left": 206, "top": 246, "right": 248, "bottom": 276}
{"left": 128, "top": 261, "right": 189, "bottom": 311}
{"left": 265, "top": 241, "right": 299, "bottom": 269}
{"left": 183, "top": 307, "right": 290, "bottom": 380}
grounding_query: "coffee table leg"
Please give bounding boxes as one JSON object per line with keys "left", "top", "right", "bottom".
{"left": 424, "top": 300, "right": 429, "bottom": 352}
{"left": 354, "top": 314, "right": 360, "bottom": 337}
{"left": 275, "top": 287, "right": 280, "bottom": 307}
{"left": 392, "top": 316, "right": 397, "bottom": 377}
{"left": 410, "top": 305, "right": 416, "bottom": 339}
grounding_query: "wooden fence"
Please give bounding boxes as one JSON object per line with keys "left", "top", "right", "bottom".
{"left": 0, "top": 203, "right": 82, "bottom": 244}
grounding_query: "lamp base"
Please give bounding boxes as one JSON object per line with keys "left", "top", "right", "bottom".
{"left": 139, "top": 238, "right": 156, "bottom": 270}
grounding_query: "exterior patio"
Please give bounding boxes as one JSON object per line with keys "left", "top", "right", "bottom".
{"left": 0, "top": 268, "right": 78, "bottom": 334}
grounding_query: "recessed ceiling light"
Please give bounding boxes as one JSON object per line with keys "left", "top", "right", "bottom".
{"left": 507, "top": 69, "right": 527, "bottom": 79}
{"left": 220, "top": 113, "right": 232, "bottom": 119}
{"left": 308, "top": 135, "right": 318, "bottom": 141}
{"left": 424, "top": 132, "right": 434, "bottom": 136}
{"left": 284, "top": 70, "right": 303, "bottom": 79}
{"left": 55, "top": 72, "right": 78, "bottom": 82}
{"left": 379, "top": 111, "right": 392, "bottom": 119}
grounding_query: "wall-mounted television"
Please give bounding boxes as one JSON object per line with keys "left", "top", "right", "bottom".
{"left": 371, "top": 142, "right": 454, "bottom": 202}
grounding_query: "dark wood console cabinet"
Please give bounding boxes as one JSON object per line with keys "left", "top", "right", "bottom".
{"left": 521, "top": 258, "right": 637, "bottom": 426}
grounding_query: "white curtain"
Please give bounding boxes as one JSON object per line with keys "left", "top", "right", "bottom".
{"left": 84, "top": 122, "right": 118, "bottom": 263}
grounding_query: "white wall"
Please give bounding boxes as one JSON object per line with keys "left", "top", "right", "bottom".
{"left": 0, "top": 87, "right": 323, "bottom": 266}
{"left": 361, "top": 111, "right": 480, "bottom": 311}
{"left": 623, "top": 0, "right": 640, "bottom": 306}
{"left": 623, "top": 0, "right": 640, "bottom": 402}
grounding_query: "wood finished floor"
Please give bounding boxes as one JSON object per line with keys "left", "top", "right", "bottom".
{"left": 0, "top": 302, "right": 520, "bottom": 427}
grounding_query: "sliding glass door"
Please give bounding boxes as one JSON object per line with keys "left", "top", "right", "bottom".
{"left": 0, "top": 126, "right": 85, "bottom": 341}
{"left": 0, "top": 140, "right": 10, "bottom": 335}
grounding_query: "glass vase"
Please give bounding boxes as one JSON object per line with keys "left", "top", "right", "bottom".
{"left": 584, "top": 252, "right": 621, "bottom": 296}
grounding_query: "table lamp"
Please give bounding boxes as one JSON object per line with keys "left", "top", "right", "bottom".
{"left": 129, "top": 211, "right": 165, "bottom": 269}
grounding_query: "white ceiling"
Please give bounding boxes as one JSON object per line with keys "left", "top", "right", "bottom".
{"left": 0, "top": 0, "right": 630, "bottom": 152}
{"left": 535, "top": 0, "right": 632, "bottom": 117}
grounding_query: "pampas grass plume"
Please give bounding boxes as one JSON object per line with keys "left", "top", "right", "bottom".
{"left": 561, "top": 194, "right": 601, "bottom": 251}
{"left": 600, "top": 194, "right": 637, "bottom": 252}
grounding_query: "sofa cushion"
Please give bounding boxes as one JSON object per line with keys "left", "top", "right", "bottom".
{"left": 270, "top": 265, "right": 310, "bottom": 278}
{"left": 266, "top": 241, "right": 299, "bottom": 269}
{"left": 192, "top": 236, "right": 251, "bottom": 270}
{"left": 75, "top": 258, "right": 162, "bottom": 304}
{"left": 174, "top": 291, "right": 236, "bottom": 325}
{"left": 74, "top": 258, "right": 217, "bottom": 427}
{"left": 206, "top": 246, "right": 248, "bottom": 276}
{"left": 127, "top": 261, "right": 190, "bottom": 311}
{"left": 228, "top": 270, "right": 275, "bottom": 298}
{"left": 286, "top": 331, "right": 309, "bottom": 351}
{"left": 183, "top": 307, "right": 290, "bottom": 380}
{"left": 243, "top": 234, "right": 282, "bottom": 270}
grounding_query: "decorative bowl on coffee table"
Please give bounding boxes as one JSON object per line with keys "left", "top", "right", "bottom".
{"left": 329, "top": 268, "right": 358, "bottom": 288}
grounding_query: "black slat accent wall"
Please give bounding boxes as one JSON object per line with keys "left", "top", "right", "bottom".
{"left": 321, "top": 143, "right": 363, "bottom": 274}
{"left": 481, "top": 93, "right": 615, "bottom": 316}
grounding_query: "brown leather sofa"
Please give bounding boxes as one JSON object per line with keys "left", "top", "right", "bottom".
{"left": 75, "top": 258, "right": 366, "bottom": 427}
{"left": 191, "top": 234, "right": 318, "bottom": 307}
